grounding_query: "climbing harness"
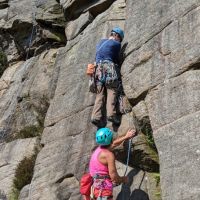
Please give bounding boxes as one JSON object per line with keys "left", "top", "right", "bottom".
{"left": 105, "top": 62, "right": 119, "bottom": 89}
{"left": 93, "top": 39, "right": 119, "bottom": 89}
{"left": 95, "top": 61, "right": 119, "bottom": 88}
{"left": 91, "top": 174, "right": 113, "bottom": 200}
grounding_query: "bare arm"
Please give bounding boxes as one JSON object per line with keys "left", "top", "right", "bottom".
{"left": 106, "top": 151, "right": 126, "bottom": 184}
{"left": 110, "top": 129, "right": 137, "bottom": 149}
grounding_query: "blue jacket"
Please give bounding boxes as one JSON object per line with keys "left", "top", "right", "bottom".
{"left": 95, "top": 39, "right": 121, "bottom": 64}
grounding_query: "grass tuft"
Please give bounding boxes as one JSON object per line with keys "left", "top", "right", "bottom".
{"left": 9, "top": 148, "right": 40, "bottom": 200}
{"left": 0, "top": 50, "right": 8, "bottom": 77}
{"left": 6, "top": 125, "right": 43, "bottom": 142}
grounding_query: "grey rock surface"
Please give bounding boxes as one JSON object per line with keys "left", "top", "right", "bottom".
{"left": 0, "top": 49, "right": 58, "bottom": 140}
{"left": 113, "top": 161, "right": 150, "bottom": 200}
{"left": 146, "top": 71, "right": 200, "bottom": 200}
{"left": 0, "top": 0, "right": 199, "bottom": 199}
{"left": 0, "top": 137, "right": 39, "bottom": 195}
{"left": 0, "top": 30, "right": 20, "bottom": 63}
{"left": 65, "top": 11, "right": 94, "bottom": 41}
{"left": 19, "top": 184, "right": 30, "bottom": 200}
{"left": 25, "top": 1, "right": 126, "bottom": 199}
{"left": 146, "top": 71, "right": 200, "bottom": 130}
{"left": 122, "top": 3, "right": 200, "bottom": 100}
{"left": 0, "top": 0, "right": 66, "bottom": 62}
{"left": 3, "top": 0, "right": 33, "bottom": 29}
{"left": 60, "top": 0, "right": 114, "bottom": 21}
{"left": 125, "top": 0, "right": 200, "bottom": 55}
{"left": 45, "top": 0, "right": 125, "bottom": 127}
{"left": 132, "top": 101, "right": 149, "bottom": 121}
{"left": 0, "top": 7, "right": 7, "bottom": 20}
{"left": 36, "top": 0, "right": 65, "bottom": 27}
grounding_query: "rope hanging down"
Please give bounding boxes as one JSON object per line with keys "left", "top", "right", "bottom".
{"left": 124, "top": 137, "right": 132, "bottom": 176}
{"left": 120, "top": 95, "right": 133, "bottom": 176}
{"left": 26, "top": 0, "right": 38, "bottom": 60}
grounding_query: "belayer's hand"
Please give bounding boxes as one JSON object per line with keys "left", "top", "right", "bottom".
{"left": 123, "top": 176, "right": 129, "bottom": 184}
{"left": 125, "top": 128, "right": 137, "bottom": 140}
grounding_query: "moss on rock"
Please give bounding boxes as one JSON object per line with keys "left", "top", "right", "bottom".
{"left": 138, "top": 116, "right": 157, "bottom": 151}
{"left": 6, "top": 125, "right": 43, "bottom": 142}
{"left": 9, "top": 148, "right": 40, "bottom": 200}
{"left": 0, "top": 50, "right": 8, "bottom": 77}
{"left": 147, "top": 172, "right": 162, "bottom": 200}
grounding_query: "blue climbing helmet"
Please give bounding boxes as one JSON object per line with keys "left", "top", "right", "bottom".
{"left": 111, "top": 27, "right": 124, "bottom": 41}
{"left": 96, "top": 128, "right": 113, "bottom": 146}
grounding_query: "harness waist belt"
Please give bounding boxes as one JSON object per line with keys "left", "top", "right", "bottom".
{"left": 93, "top": 174, "right": 110, "bottom": 179}
{"left": 97, "top": 60, "right": 114, "bottom": 64}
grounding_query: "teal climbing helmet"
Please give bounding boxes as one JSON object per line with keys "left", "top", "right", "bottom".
{"left": 96, "top": 128, "right": 113, "bottom": 146}
{"left": 111, "top": 27, "right": 124, "bottom": 41}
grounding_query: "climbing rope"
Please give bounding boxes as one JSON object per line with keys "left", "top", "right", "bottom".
{"left": 122, "top": 110, "right": 133, "bottom": 199}
{"left": 26, "top": 25, "right": 36, "bottom": 60}
{"left": 26, "top": 0, "right": 38, "bottom": 60}
{"left": 124, "top": 137, "right": 132, "bottom": 176}
{"left": 119, "top": 93, "right": 133, "bottom": 176}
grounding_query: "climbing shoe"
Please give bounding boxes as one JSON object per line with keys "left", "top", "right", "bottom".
{"left": 107, "top": 116, "right": 120, "bottom": 126}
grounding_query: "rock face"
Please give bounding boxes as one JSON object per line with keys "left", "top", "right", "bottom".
{"left": 0, "top": 0, "right": 199, "bottom": 200}
{"left": 0, "top": 49, "right": 58, "bottom": 140}
{"left": 122, "top": 1, "right": 200, "bottom": 200}
{"left": 0, "top": 138, "right": 39, "bottom": 195}
{"left": 146, "top": 71, "right": 200, "bottom": 200}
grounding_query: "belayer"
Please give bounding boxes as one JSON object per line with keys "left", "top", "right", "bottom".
{"left": 81, "top": 127, "right": 136, "bottom": 200}
{"left": 90, "top": 27, "right": 124, "bottom": 127}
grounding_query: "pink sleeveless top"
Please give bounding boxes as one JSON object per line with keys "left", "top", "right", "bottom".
{"left": 89, "top": 147, "right": 113, "bottom": 191}
{"left": 89, "top": 147, "right": 109, "bottom": 176}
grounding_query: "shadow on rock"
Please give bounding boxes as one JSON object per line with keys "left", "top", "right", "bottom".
{"left": 130, "top": 189, "right": 149, "bottom": 200}
{"left": 116, "top": 169, "right": 149, "bottom": 200}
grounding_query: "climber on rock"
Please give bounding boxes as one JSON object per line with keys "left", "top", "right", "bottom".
{"left": 88, "top": 127, "right": 136, "bottom": 200}
{"left": 91, "top": 27, "right": 124, "bottom": 127}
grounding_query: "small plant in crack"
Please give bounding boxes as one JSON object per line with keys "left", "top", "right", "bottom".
{"left": 6, "top": 125, "right": 43, "bottom": 142}
{"left": 139, "top": 116, "right": 157, "bottom": 152}
{"left": 9, "top": 147, "right": 40, "bottom": 200}
{"left": 0, "top": 50, "right": 8, "bottom": 77}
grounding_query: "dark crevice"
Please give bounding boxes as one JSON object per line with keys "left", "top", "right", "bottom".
{"left": 188, "top": 62, "right": 200, "bottom": 70}
{"left": 55, "top": 174, "right": 74, "bottom": 183}
{"left": 137, "top": 116, "right": 157, "bottom": 152}
{"left": 85, "top": 0, "right": 115, "bottom": 19}
{"left": 67, "top": 12, "right": 94, "bottom": 41}
{"left": 114, "top": 114, "right": 159, "bottom": 173}
{"left": 128, "top": 90, "right": 148, "bottom": 107}
{"left": 182, "top": 4, "right": 200, "bottom": 17}
{"left": 115, "top": 146, "right": 159, "bottom": 173}
{"left": 63, "top": 0, "right": 115, "bottom": 21}
{"left": 0, "top": 0, "right": 8, "bottom": 9}
{"left": 36, "top": 21, "right": 66, "bottom": 44}
{"left": 0, "top": 163, "right": 9, "bottom": 168}
{"left": 168, "top": 60, "right": 200, "bottom": 80}
{"left": 0, "top": 3, "right": 8, "bottom": 9}
{"left": 46, "top": 104, "right": 94, "bottom": 128}
{"left": 9, "top": 21, "right": 65, "bottom": 60}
